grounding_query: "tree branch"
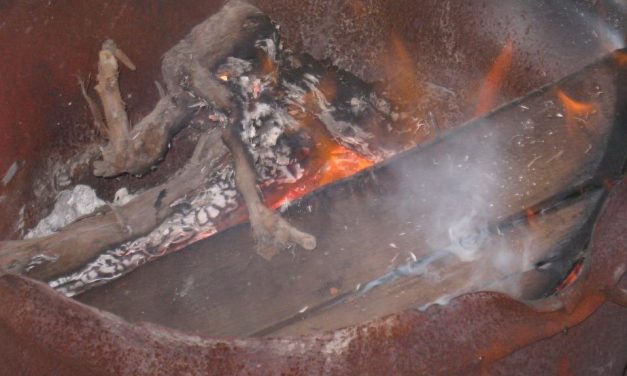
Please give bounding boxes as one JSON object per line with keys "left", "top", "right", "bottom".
{"left": 222, "top": 128, "right": 316, "bottom": 259}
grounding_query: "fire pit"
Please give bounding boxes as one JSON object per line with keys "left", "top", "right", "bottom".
{"left": 0, "top": 0, "right": 625, "bottom": 374}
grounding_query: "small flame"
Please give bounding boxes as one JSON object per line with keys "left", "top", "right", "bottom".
{"left": 385, "top": 33, "right": 422, "bottom": 105}
{"left": 474, "top": 39, "right": 514, "bottom": 117}
{"left": 263, "top": 99, "right": 374, "bottom": 210}
{"left": 555, "top": 89, "right": 598, "bottom": 135}
{"left": 556, "top": 259, "right": 584, "bottom": 292}
{"left": 616, "top": 51, "right": 627, "bottom": 67}
{"left": 317, "top": 144, "right": 373, "bottom": 186}
{"left": 266, "top": 141, "right": 373, "bottom": 210}
{"left": 265, "top": 144, "right": 374, "bottom": 209}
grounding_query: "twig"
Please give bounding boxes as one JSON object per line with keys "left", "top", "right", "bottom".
{"left": 222, "top": 128, "right": 316, "bottom": 259}
{"left": 89, "top": 39, "right": 192, "bottom": 177}
{"left": 87, "top": 1, "right": 270, "bottom": 177}
{"left": 77, "top": 75, "right": 107, "bottom": 136}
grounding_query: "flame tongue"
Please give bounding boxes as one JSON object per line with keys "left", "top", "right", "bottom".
{"left": 262, "top": 118, "right": 375, "bottom": 210}
{"left": 555, "top": 89, "right": 599, "bottom": 136}
{"left": 474, "top": 40, "right": 514, "bottom": 117}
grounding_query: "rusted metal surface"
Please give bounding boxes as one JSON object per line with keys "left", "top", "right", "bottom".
{"left": 0, "top": 1, "right": 625, "bottom": 374}
{"left": 0, "top": 181, "right": 625, "bottom": 375}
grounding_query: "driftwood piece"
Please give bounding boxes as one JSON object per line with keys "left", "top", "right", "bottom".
{"left": 90, "top": 0, "right": 269, "bottom": 177}
{"left": 222, "top": 129, "right": 316, "bottom": 259}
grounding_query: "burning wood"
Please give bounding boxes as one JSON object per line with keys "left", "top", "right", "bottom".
{"left": 75, "top": 47, "right": 626, "bottom": 337}
{"left": 0, "top": 0, "right": 414, "bottom": 295}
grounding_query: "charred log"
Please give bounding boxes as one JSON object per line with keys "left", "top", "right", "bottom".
{"left": 0, "top": 130, "right": 229, "bottom": 280}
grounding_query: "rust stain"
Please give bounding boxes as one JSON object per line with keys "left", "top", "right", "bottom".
{"left": 558, "top": 355, "right": 573, "bottom": 376}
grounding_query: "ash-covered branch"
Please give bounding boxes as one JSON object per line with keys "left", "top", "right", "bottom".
{"left": 0, "top": 130, "right": 228, "bottom": 280}
{"left": 222, "top": 128, "right": 316, "bottom": 259}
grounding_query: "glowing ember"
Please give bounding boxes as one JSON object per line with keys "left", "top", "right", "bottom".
{"left": 474, "top": 40, "right": 514, "bottom": 117}
{"left": 265, "top": 140, "right": 374, "bottom": 210}
{"left": 556, "top": 259, "right": 584, "bottom": 291}
{"left": 555, "top": 89, "right": 598, "bottom": 135}
{"left": 317, "top": 144, "right": 374, "bottom": 185}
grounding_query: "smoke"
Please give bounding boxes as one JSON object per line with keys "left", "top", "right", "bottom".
{"left": 357, "top": 117, "right": 558, "bottom": 308}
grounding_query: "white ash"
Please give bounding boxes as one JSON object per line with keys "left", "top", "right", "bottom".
{"left": 25, "top": 184, "right": 106, "bottom": 239}
{"left": 281, "top": 70, "right": 393, "bottom": 161}
{"left": 228, "top": 49, "right": 305, "bottom": 185}
{"left": 240, "top": 103, "right": 301, "bottom": 183}
{"left": 255, "top": 38, "right": 277, "bottom": 61}
{"left": 113, "top": 187, "right": 137, "bottom": 206}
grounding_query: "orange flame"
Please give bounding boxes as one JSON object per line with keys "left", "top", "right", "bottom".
{"left": 263, "top": 104, "right": 374, "bottom": 209}
{"left": 556, "top": 260, "right": 584, "bottom": 292}
{"left": 385, "top": 33, "right": 422, "bottom": 105}
{"left": 555, "top": 89, "right": 598, "bottom": 135}
{"left": 317, "top": 144, "right": 373, "bottom": 186}
{"left": 616, "top": 51, "right": 627, "bottom": 67}
{"left": 474, "top": 40, "right": 514, "bottom": 117}
{"left": 264, "top": 143, "right": 373, "bottom": 210}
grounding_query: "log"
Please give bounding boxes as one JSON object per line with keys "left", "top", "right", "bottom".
{"left": 0, "top": 131, "right": 228, "bottom": 280}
